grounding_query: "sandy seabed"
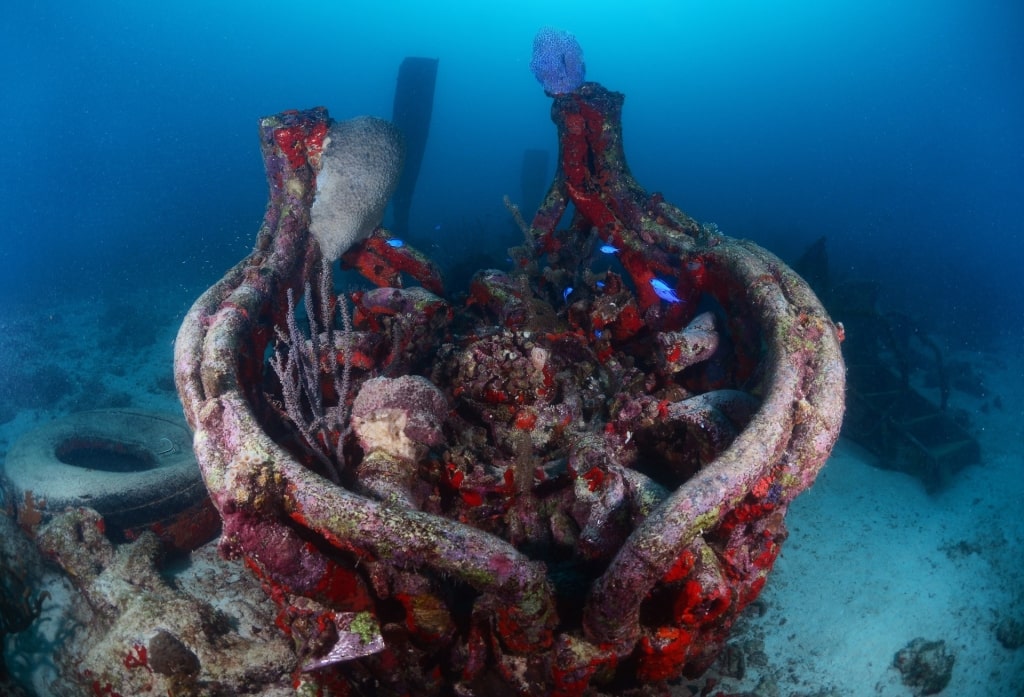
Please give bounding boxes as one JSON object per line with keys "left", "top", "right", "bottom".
{"left": 699, "top": 341, "right": 1024, "bottom": 696}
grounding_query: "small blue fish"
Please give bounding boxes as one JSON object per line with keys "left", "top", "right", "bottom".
{"left": 433, "top": 223, "right": 443, "bottom": 231}
{"left": 595, "top": 280, "right": 606, "bottom": 289}
{"left": 563, "top": 286, "right": 574, "bottom": 302}
{"left": 386, "top": 238, "right": 404, "bottom": 248}
{"left": 594, "top": 329, "right": 604, "bottom": 339}
{"left": 599, "top": 244, "right": 619, "bottom": 254}
{"left": 650, "top": 278, "right": 681, "bottom": 303}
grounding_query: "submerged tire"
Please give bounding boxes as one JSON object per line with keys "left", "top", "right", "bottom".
{"left": 4, "top": 409, "right": 219, "bottom": 550}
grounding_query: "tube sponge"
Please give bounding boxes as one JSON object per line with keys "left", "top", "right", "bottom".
{"left": 310, "top": 116, "right": 405, "bottom": 261}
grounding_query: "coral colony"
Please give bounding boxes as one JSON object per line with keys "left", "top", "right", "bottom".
{"left": 159, "top": 29, "right": 846, "bottom": 696}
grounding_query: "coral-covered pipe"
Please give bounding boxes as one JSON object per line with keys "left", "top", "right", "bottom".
{"left": 583, "top": 241, "right": 846, "bottom": 653}
{"left": 530, "top": 83, "right": 846, "bottom": 670}
{"left": 533, "top": 84, "right": 702, "bottom": 318}
{"left": 175, "top": 108, "right": 558, "bottom": 674}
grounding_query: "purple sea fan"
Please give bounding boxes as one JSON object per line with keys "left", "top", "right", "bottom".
{"left": 530, "top": 27, "right": 586, "bottom": 95}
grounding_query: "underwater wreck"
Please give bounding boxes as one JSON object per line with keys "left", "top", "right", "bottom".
{"left": 1, "top": 30, "right": 845, "bottom": 696}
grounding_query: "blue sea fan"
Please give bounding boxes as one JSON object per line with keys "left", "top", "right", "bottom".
{"left": 530, "top": 27, "right": 585, "bottom": 96}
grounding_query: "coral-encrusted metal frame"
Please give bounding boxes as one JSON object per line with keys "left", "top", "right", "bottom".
{"left": 175, "top": 93, "right": 845, "bottom": 695}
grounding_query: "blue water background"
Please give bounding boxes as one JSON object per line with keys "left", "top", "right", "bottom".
{"left": 2, "top": 0, "right": 1021, "bottom": 346}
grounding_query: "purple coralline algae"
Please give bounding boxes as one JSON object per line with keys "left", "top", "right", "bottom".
{"left": 530, "top": 26, "right": 586, "bottom": 95}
